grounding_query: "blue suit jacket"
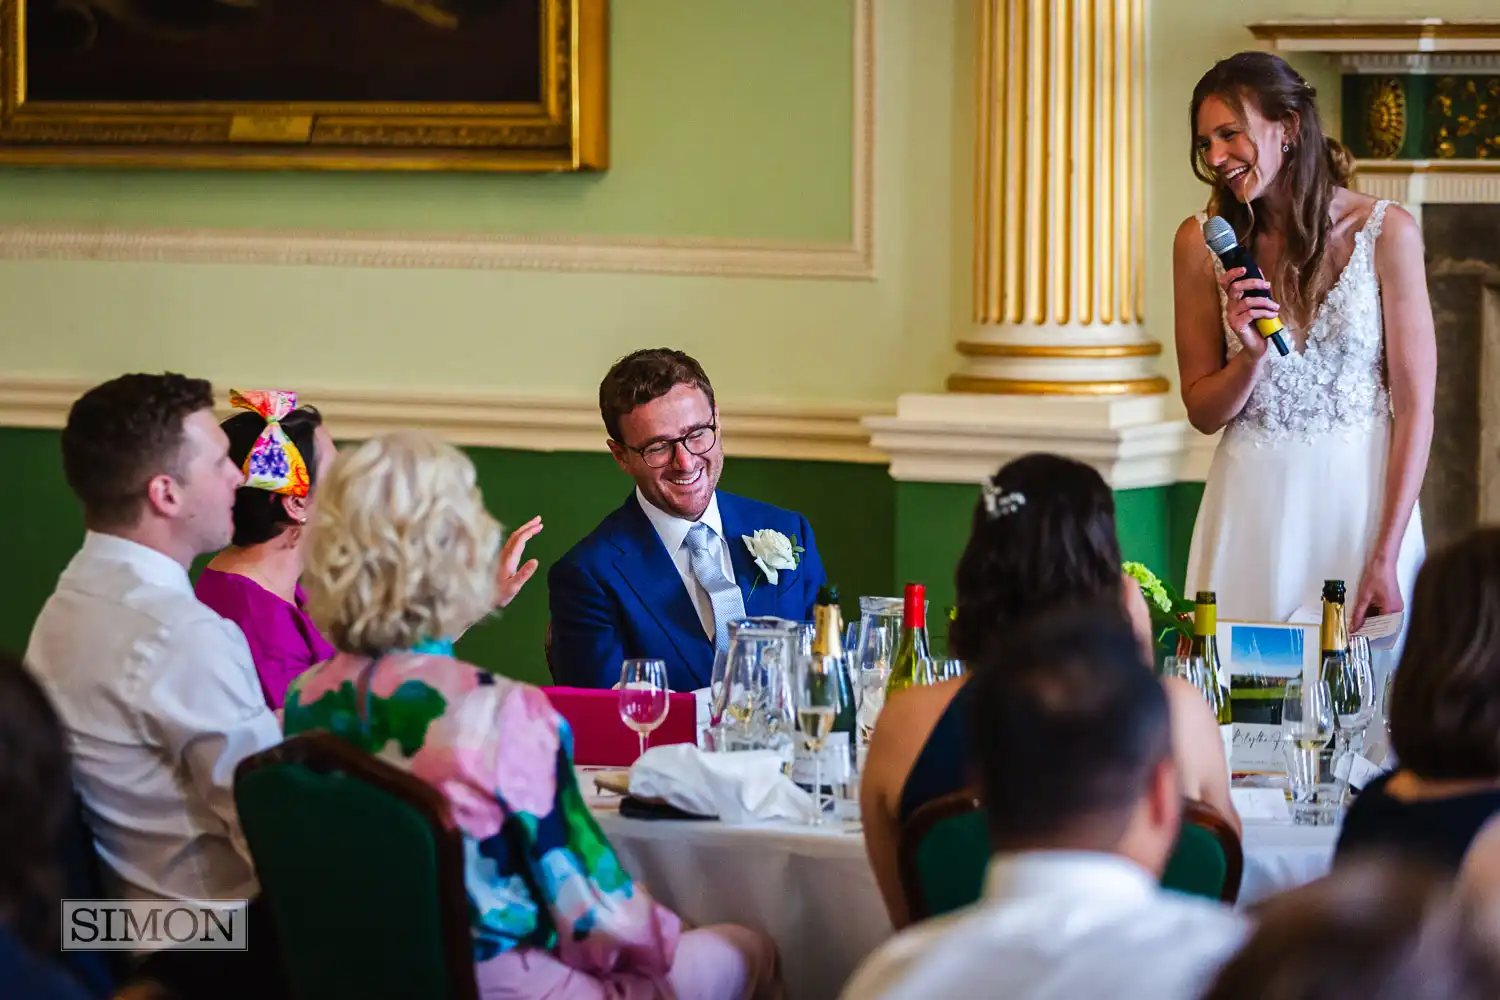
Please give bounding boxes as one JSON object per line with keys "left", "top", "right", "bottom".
{"left": 547, "top": 491, "right": 826, "bottom": 691}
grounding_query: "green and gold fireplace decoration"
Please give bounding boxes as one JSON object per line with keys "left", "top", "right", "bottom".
{"left": 1343, "top": 74, "right": 1500, "bottom": 160}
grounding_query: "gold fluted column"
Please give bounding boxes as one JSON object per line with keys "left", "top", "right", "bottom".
{"left": 952, "top": 0, "right": 1167, "bottom": 396}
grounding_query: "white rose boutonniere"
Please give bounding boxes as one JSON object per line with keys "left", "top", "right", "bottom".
{"left": 742, "top": 529, "right": 803, "bottom": 588}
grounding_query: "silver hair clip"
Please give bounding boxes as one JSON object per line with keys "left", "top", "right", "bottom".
{"left": 981, "top": 483, "right": 1026, "bottom": 519}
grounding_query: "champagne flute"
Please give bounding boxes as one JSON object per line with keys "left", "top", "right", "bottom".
{"left": 796, "top": 650, "right": 843, "bottom": 825}
{"left": 618, "top": 659, "right": 669, "bottom": 761}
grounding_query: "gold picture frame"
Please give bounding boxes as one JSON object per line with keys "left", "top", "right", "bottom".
{"left": 0, "top": 0, "right": 607, "bottom": 172}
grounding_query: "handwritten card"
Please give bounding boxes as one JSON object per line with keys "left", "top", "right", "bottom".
{"left": 1231, "top": 723, "right": 1288, "bottom": 774}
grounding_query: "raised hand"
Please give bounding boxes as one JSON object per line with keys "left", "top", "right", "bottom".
{"left": 494, "top": 515, "right": 544, "bottom": 609}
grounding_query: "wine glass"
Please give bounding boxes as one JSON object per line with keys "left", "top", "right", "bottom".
{"left": 1332, "top": 637, "right": 1377, "bottom": 758}
{"left": 618, "top": 659, "right": 669, "bottom": 761}
{"left": 1281, "top": 677, "right": 1335, "bottom": 823}
{"left": 855, "top": 623, "right": 892, "bottom": 748}
{"left": 917, "top": 658, "right": 965, "bottom": 685}
{"left": 1163, "top": 655, "right": 1212, "bottom": 704}
{"left": 796, "top": 650, "right": 844, "bottom": 825}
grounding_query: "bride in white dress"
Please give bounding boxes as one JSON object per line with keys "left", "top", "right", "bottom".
{"left": 1175, "top": 52, "right": 1435, "bottom": 635}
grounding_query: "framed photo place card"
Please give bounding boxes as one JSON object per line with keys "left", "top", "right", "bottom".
{"left": 1214, "top": 618, "right": 1320, "bottom": 776}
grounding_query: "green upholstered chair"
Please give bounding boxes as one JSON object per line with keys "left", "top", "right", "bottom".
{"left": 233, "top": 731, "right": 479, "bottom": 1000}
{"left": 898, "top": 791, "right": 989, "bottom": 923}
{"left": 1161, "top": 799, "right": 1244, "bottom": 903}
{"left": 898, "top": 792, "right": 1245, "bottom": 924}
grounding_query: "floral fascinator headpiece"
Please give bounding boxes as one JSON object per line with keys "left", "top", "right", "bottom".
{"left": 230, "top": 389, "right": 310, "bottom": 498}
{"left": 981, "top": 481, "right": 1026, "bottom": 519}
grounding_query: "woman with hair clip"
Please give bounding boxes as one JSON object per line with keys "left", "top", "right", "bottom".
{"left": 1174, "top": 52, "right": 1435, "bottom": 633}
{"left": 858, "top": 454, "right": 1237, "bottom": 930}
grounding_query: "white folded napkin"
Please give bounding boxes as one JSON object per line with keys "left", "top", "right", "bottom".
{"left": 628, "top": 744, "right": 816, "bottom": 824}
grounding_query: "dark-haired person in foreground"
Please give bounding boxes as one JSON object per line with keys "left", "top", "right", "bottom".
{"left": 842, "top": 610, "right": 1247, "bottom": 1000}
{"left": 25, "top": 373, "right": 285, "bottom": 1000}
{"left": 550, "top": 349, "right": 825, "bottom": 691}
{"left": 1336, "top": 527, "right": 1500, "bottom": 873}
{"left": 1201, "top": 861, "right": 1500, "bottom": 1000}
{"left": 0, "top": 650, "right": 94, "bottom": 1000}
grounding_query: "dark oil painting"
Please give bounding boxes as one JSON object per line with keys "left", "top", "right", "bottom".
{"left": 24, "top": 0, "right": 544, "bottom": 105}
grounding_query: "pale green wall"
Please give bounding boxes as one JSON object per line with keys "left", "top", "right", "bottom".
{"left": 1146, "top": 0, "right": 1499, "bottom": 394}
{"left": 5, "top": 0, "right": 1483, "bottom": 406}
{"left": 0, "top": 0, "right": 965, "bottom": 407}
{"left": 0, "top": 0, "right": 855, "bottom": 242}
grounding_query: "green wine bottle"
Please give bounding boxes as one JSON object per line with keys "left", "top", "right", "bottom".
{"left": 884, "top": 583, "right": 931, "bottom": 698}
{"left": 1189, "top": 590, "right": 1232, "bottom": 725}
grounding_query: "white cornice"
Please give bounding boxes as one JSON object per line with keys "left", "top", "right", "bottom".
{"left": 0, "top": 376, "right": 892, "bottom": 465}
{"left": 864, "top": 393, "right": 1205, "bottom": 490}
{"left": 0, "top": 0, "right": 875, "bottom": 282}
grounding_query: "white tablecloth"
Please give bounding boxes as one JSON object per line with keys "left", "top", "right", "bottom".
{"left": 596, "top": 811, "right": 890, "bottom": 1000}
{"left": 1239, "top": 819, "right": 1341, "bottom": 905}
{"left": 596, "top": 810, "right": 1341, "bottom": 1000}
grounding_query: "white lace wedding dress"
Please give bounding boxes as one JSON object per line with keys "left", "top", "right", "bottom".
{"left": 1185, "top": 199, "right": 1426, "bottom": 634}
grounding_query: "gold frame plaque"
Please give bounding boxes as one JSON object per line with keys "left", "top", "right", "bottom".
{"left": 0, "top": 0, "right": 607, "bottom": 172}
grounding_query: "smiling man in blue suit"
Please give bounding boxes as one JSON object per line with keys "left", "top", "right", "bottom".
{"left": 548, "top": 349, "right": 826, "bottom": 691}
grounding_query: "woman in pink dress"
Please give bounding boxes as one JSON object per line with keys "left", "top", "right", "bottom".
{"left": 194, "top": 390, "right": 340, "bottom": 708}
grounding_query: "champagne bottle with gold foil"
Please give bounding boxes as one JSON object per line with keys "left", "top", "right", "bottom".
{"left": 884, "top": 583, "right": 930, "bottom": 698}
{"left": 1319, "top": 579, "right": 1353, "bottom": 716}
{"left": 1188, "top": 591, "right": 1232, "bottom": 725}
{"left": 813, "top": 585, "right": 857, "bottom": 774}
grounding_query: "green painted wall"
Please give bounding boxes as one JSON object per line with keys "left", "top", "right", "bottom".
{"left": 891, "top": 481, "right": 1198, "bottom": 656}
{"left": 0, "top": 421, "right": 1210, "bottom": 684}
{"left": 0, "top": 427, "right": 895, "bottom": 686}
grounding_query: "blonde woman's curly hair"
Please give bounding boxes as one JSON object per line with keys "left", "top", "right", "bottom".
{"left": 303, "top": 430, "right": 500, "bottom": 655}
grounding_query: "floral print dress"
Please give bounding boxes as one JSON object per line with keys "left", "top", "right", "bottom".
{"left": 282, "top": 652, "right": 682, "bottom": 979}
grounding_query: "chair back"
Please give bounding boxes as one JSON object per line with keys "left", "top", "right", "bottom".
{"left": 541, "top": 687, "right": 699, "bottom": 765}
{"left": 234, "top": 732, "right": 478, "bottom": 1000}
{"left": 897, "top": 791, "right": 989, "bottom": 923}
{"left": 1161, "top": 799, "right": 1244, "bottom": 903}
{"left": 899, "top": 793, "right": 1245, "bottom": 924}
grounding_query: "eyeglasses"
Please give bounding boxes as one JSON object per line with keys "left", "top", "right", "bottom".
{"left": 624, "top": 423, "right": 718, "bottom": 468}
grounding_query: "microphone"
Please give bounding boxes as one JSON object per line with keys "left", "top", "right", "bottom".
{"left": 1201, "top": 216, "right": 1290, "bottom": 358}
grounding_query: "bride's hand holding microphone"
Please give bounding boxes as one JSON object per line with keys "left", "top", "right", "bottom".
{"left": 1218, "top": 266, "right": 1280, "bottom": 361}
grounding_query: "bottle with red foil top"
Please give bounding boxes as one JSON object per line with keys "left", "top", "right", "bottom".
{"left": 884, "top": 582, "right": 931, "bottom": 698}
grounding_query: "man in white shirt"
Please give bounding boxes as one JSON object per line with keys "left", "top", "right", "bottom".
{"left": 26, "top": 373, "right": 284, "bottom": 999}
{"left": 841, "top": 609, "right": 1249, "bottom": 1000}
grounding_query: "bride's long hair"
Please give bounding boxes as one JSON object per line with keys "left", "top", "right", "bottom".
{"left": 1190, "top": 52, "right": 1355, "bottom": 327}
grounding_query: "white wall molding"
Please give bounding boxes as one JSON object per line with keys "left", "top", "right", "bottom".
{"left": 865, "top": 393, "right": 1209, "bottom": 490}
{"left": 0, "top": 0, "right": 874, "bottom": 282}
{"left": 0, "top": 376, "right": 893, "bottom": 465}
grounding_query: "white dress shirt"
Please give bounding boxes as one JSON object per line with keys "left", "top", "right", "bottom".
{"left": 26, "top": 532, "right": 282, "bottom": 906}
{"left": 840, "top": 851, "right": 1249, "bottom": 1000}
{"left": 636, "top": 488, "right": 737, "bottom": 640}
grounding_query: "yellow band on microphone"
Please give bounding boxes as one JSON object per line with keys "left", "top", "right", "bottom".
{"left": 1253, "top": 316, "right": 1284, "bottom": 338}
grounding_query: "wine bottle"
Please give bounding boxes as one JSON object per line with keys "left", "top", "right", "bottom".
{"left": 1189, "top": 590, "right": 1232, "bottom": 725}
{"left": 1317, "top": 579, "right": 1350, "bottom": 783}
{"left": 1319, "top": 579, "right": 1352, "bottom": 714}
{"left": 884, "top": 583, "right": 931, "bottom": 698}
{"left": 812, "top": 585, "right": 858, "bottom": 774}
